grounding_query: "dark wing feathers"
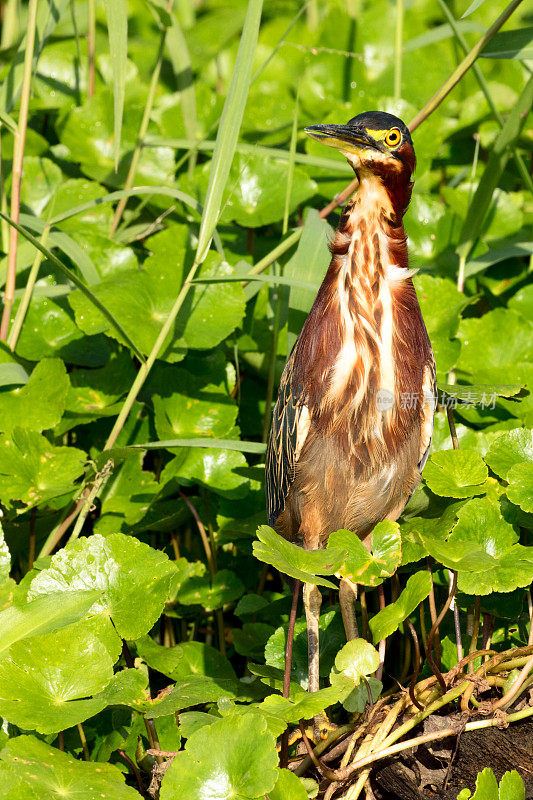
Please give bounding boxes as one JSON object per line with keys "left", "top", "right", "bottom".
{"left": 265, "top": 349, "right": 306, "bottom": 526}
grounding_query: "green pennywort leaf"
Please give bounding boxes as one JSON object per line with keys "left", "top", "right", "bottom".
{"left": 253, "top": 525, "right": 346, "bottom": 589}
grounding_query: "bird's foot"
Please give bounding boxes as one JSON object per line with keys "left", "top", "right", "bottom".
{"left": 312, "top": 712, "right": 337, "bottom": 744}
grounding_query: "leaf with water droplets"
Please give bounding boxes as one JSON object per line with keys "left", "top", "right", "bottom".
{"left": 0, "top": 735, "right": 139, "bottom": 799}
{"left": 28, "top": 533, "right": 177, "bottom": 639}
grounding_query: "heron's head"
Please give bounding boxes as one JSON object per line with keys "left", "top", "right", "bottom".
{"left": 305, "top": 111, "right": 415, "bottom": 181}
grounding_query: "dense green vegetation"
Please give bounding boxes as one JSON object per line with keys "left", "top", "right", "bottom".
{"left": 0, "top": 0, "right": 531, "bottom": 798}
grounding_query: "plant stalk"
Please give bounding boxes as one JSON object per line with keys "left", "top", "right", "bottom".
{"left": 0, "top": 0, "right": 39, "bottom": 341}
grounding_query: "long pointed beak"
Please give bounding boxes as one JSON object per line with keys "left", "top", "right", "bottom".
{"left": 305, "top": 123, "right": 380, "bottom": 154}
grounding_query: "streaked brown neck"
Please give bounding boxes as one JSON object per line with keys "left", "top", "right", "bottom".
{"left": 293, "top": 167, "right": 431, "bottom": 457}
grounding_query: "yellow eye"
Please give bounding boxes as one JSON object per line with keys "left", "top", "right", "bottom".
{"left": 385, "top": 128, "right": 401, "bottom": 147}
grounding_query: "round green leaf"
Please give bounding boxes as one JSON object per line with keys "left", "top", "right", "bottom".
{"left": 328, "top": 521, "right": 401, "bottom": 587}
{"left": 269, "top": 769, "right": 308, "bottom": 800}
{"left": 28, "top": 533, "right": 177, "bottom": 639}
{"left": 14, "top": 295, "right": 110, "bottom": 366}
{"left": 162, "top": 446, "right": 250, "bottom": 498}
{"left": 334, "top": 638, "right": 380, "bottom": 678}
{"left": 17, "top": 157, "right": 63, "bottom": 216}
{"left": 0, "top": 428, "right": 86, "bottom": 510}
{"left": 233, "top": 622, "right": 275, "bottom": 659}
{"left": 159, "top": 713, "right": 279, "bottom": 800}
{"left": 329, "top": 640, "right": 381, "bottom": 712}
{"left": 506, "top": 462, "right": 533, "bottom": 513}
{"left": 253, "top": 525, "right": 345, "bottom": 589}
{"left": 60, "top": 87, "right": 175, "bottom": 188}
{"left": 423, "top": 449, "right": 488, "bottom": 498}
{"left": 265, "top": 609, "right": 346, "bottom": 686}
{"left": 447, "top": 497, "right": 533, "bottom": 594}
{"left": 0, "top": 358, "right": 69, "bottom": 434}
{"left": 485, "top": 429, "right": 533, "bottom": 479}
{"left": 458, "top": 309, "right": 533, "bottom": 382}
{"left": 0, "top": 617, "right": 117, "bottom": 734}
{"left": 153, "top": 371, "right": 238, "bottom": 440}
{"left": 400, "top": 503, "right": 461, "bottom": 565}
{"left": 181, "top": 153, "right": 317, "bottom": 228}
{"left": 0, "top": 735, "right": 139, "bottom": 799}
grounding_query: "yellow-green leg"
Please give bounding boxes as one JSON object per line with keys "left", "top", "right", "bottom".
{"left": 339, "top": 577, "right": 359, "bottom": 641}
{"left": 303, "top": 582, "right": 324, "bottom": 740}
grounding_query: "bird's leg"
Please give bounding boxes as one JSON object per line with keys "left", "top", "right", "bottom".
{"left": 339, "top": 577, "right": 359, "bottom": 641}
{"left": 303, "top": 582, "right": 321, "bottom": 693}
{"left": 303, "top": 581, "right": 325, "bottom": 740}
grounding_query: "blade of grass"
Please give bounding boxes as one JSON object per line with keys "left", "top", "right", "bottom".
{"left": 132, "top": 438, "right": 267, "bottom": 454}
{"left": 87, "top": 0, "right": 96, "bottom": 97}
{"left": 409, "top": 0, "right": 524, "bottom": 131}
{"left": 47, "top": 185, "right": 225, "bottom": 257}
{"left": 461, "top": 0, "right": 488, "bottom": 17}
{"left": 165, "top": 9, "right": 197, "bottom": 177}
{"left": 0, "top": 211, "right": 146, "bottom": 362}
{"left": 103, "top": 0, "right": 128, "bottom": 171}
{"left": 464, "top": 242, "right": 533, "bottom": 279}
{"left": 171, "top": 2, "right": 310, "bottom": 181}
{"left": 1, "top": 0, "right": 19, "bottom": 49}
{"left": 190, "top": 273, "right": 319, "bottom": 291}
{"left": 456, "top": 74, "right": 533, "bottom": 263}
{"left": 393, "top": 0, "right": 403, "bottom": 101}
{"left": 403, "top": 21, "right": 483, "bottom": 53}
{"left": 481, "top": 26, "right": 533, "bottom": 59}
{"left": 7, "top": 219, "right": 50, "bottom": 351}
{"left": 51, "top": 186, "right": 208, "bottom": 224}
{"left": 144, "top": 136, "right": 352, "bottom": 172}
{"left": 194, "top": 0, "right": 264, "bottom": 265}
{"left": 0, "top": 0, "right": 38, "bottom": 341}
{"left": 282, "top": 89, "right": 300, "bottom": 236}
{"left": 0, "top": 110, "right": 17, "bottom": 134}
{"left": 110, "top": 0, "right": 174, "bottom": 233}
{"left": 17, "top": 213, "right": 99, "bottom": 285}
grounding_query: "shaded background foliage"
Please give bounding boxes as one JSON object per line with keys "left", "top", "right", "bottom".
{"left": 0, "top": 0, "right": 531, "bottom": 797}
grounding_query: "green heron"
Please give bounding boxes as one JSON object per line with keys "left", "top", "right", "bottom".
{"left": 266, "top": 111, "right": 436, "bottom": 707}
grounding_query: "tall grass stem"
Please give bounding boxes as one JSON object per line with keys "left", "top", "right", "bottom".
{"left": 0, "top": 0, "right": 38, "bottom": 341}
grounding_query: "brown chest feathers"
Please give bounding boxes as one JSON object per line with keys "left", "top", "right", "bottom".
{"left": 274, "top": 174, "right": 435, "bottom": 548}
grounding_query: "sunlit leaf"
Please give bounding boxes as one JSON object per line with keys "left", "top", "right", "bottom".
{"left": 423, "top": 449, "right": 488, "bottom": 498}
{"left": 328, "top": 521, "right": 401, "bottom": 587}
{"left": 506, "top": 462, "right": 533, "bottom": 513}
{"left": 0, "top": 618, "right": 118, "bottom": 733}
{"left": 0, "top": 590, "right": 100, "bottom": 656}
{"left": 160, "top": 713, "right": 278, "bottom": 800}
{"left": 269, "top": 769, "right": 308, "bottom": 800}
{"left": 28, "top": 533, "right": 177, "bottom": 639}
{"left": 447, "top": 497, "right": 533, "bottom": 594}
{"left": 485, "top": 429, "right": 533, "bottom": 479}
{"left": 0, "top": 359, "right": 69, "bottom": 434}
{"left": 0, "top": 428, "right": 86, "bottom": 510}
{"left": 0, "top": 735, "right": 139, "bottom": 799}
{"left": 481, "top": 28, "right": 533, "bottom": 60}
{"left": 253, "top": 525, "right": 345, "bottom": 589}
